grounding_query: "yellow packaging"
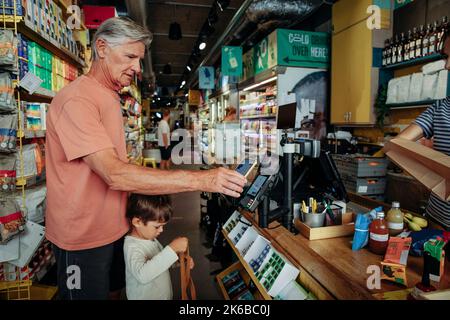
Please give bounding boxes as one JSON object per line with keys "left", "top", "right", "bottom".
{"left": 380, "top": 261, "right": 407, "bottom": 287}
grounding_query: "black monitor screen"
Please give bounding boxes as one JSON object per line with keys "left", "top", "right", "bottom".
{"left": 276, "top": 102, "right": 297, "bottom": 130}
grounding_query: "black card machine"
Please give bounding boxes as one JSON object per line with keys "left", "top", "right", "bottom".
{"left": 239, "top": 174, "right": 277, "bottom": 212}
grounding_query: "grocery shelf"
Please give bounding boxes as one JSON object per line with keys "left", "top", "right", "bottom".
{"left": 386, "top": 100, "right": 435, "bottom": 109}
{"left": 382, "top": 53, "right": 446, "bottom": 71}
{"left": 15, "top": 21, "right": 86, "bottom": 69}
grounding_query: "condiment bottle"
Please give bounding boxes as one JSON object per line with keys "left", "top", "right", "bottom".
{"left": 408, "top": 251, "right": 437, "bottom": 300}
{"left": 387, "top": 201, "right": 404, "bottom": 236}
{"left": 369, "top": 211, "right": 389, "bottom": 255}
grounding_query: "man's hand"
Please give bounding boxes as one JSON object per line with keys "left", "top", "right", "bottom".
{"left": 198, "top": 167, "right": 247, "bottom": 198}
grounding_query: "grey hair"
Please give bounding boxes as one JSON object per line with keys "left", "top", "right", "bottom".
{"left": 91, "top": 17, "right": 152, "bottom": 61}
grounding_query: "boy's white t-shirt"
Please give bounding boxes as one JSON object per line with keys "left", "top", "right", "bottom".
{"left": 124, "top": 235, "right": 178, "bottom": 300}
{"left": 157, "top": 119, "right": 170, "bottom": 147}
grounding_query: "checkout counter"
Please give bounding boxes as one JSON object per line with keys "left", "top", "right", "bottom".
{"left": 218, "top": 103, "right": 449, "bottom": 300}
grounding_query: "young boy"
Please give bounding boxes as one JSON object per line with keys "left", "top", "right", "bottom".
{"left": 124, "top": 194, "right": 194, "bottom": 300}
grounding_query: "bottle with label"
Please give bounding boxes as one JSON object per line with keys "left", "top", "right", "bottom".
{"left": 404, "top": 30, "right": 412, "bottom": 61}
{"left": 398, "top": 32, "right": 405, "bottom": 63}
{"left": 386, "top": 38, "right": 393, "bottom": 65}
{"left": 436, "top": 16, "right": 448, "bottom": 52}
{"left": 407, "top": 251, "right": 437, "bottom": 300}
{"left": 386, "top": 201, "right": 404, "bottom": 236}
{"left": 416, "top": 25, "right": 424, "bottom": 58}
{"left": 422, "top": 24, "right": 431, "bottom": 56}
{"left": 409, "top": 27, "right": 417, "bottom": 60}
{"left": 429, "top": 21, "right": 439, "bottom": 55}
{"left": 369, "top": 211, "right": 389, "bottom": 255}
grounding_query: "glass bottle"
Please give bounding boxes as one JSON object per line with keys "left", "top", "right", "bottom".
{"left": 409, "top": 28, "right": 417, "bottom": 60}
{"left": 429, "top": 21, "right": 439, "bottom": 55}
{"left": 397, "top": 32, "right": 405, "bottom": 63}
{"left": 415, "top": 25, "right": 424, "bottom": 58}
{"left": 404, "top": 30, "right": 412, "bottom": 61}
{"left": 369, "top": 211, "right": 389, "bottom": 255}
{"left": 386, "top": 38, "right": 393, "bottom": 65}
{"left": 422, "top": 24, "right": 431, "bottom": 56}
{"left": 392, "top": 34, "right": 399, "bottom": 64}
{"left": 407, "top": 251, "right": 437, "bottom": 300}
{"left": 387, "top": 201, "right": 404, "bottom": 236}
{"left": 437, "top": 16, "right": 449, "bottom": 52}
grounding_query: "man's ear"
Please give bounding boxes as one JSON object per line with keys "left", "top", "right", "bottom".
{"left": 131, "top": 217, "right": 143, "bottom": 228}
{"left": 95, "top": 38, "right": 109, "bottom": 59}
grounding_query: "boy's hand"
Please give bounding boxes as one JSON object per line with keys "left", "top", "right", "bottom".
{"left": 169, "top": 237, "right": 188, "bottom": 254}
{"left": 189, "top": 257, "right": 195, "bottom": 270}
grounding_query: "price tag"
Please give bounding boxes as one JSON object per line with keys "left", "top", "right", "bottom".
{"left": 358, "top": 186, "right": 368, "bottom": 193}
{"left": 19, "top": 72, "right": 43, "bottom": 94}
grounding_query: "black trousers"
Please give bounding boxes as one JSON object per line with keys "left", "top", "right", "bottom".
{"left": 52, "top": 236, "right": 125, "bottom": 300}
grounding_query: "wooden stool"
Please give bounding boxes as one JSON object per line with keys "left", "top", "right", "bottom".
{"left": 143, "top": 157, "right": 157, "bottom": 168}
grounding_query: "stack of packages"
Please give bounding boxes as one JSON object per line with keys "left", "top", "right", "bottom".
{"left": 0, "top": 30, "right": 26, "bottom": 246}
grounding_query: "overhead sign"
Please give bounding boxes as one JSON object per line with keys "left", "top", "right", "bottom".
{"left": 199, "top": 66, "right": 215, "bottom": 89}
{"left": 188, "top": 90, "right": 201, "bottom": 106}
{"left": 277, "top": 29, "right": 329, "bottom": 69}
{"left": 394, "top": 0, "right": 413, "bottom": 10}
{"left": 221, "top": 46, "right": 242, "bottom": 77}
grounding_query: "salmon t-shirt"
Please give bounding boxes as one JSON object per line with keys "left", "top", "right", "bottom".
{"left": 45, "top": 75, "right": 129, "bottom": 250}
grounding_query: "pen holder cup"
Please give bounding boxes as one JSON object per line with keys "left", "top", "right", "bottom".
{"left": 302, "top": 210, "right": 326, "bottom": 228}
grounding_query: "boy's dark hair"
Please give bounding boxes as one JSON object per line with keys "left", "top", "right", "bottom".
{"left": 126, "top": 194, "right": 172, "bottom": 226}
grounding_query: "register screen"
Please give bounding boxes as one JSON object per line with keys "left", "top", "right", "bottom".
{"left": 247, "top": 176, "right": 268, "bottom": 197}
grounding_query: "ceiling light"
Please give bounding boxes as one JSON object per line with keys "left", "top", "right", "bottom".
{"left": 168, "top": 22, "right": 182, "bottom": 40}
{"left": 217, "top": 0, "right": 230, "bottom": 11}
{"left": 243, "top": 76, "right": 277, "bottom": 91}
{"left": 199, "top": 42, "right": 206, "bottom": 50}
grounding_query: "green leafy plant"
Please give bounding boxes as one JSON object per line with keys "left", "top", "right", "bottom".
{"left": 374, "top": 84, "right": 390, "bottom": 128}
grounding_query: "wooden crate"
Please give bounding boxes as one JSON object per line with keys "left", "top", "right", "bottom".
{"left": 294, "top": 212, "right": 355, "bottom": 241}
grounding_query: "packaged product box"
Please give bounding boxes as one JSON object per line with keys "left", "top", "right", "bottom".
{"left": 424, "top": 238, "right": 447, "bottom": 283}
{"left": 384, "top": 138, "right": 450, "bottom": 202}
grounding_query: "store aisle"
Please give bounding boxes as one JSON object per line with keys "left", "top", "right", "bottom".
{"left": 158, "top": 166, "right": 223, "bottom": 300}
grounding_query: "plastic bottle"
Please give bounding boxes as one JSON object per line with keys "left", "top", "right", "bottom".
{"left": 387, "top": 201, "right": 404, "bottom": 236}
{"left": 369, "top": 211, "right": 389, "bottom": 255}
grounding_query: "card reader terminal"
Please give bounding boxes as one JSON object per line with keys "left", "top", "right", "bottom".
{"left": 239, "top": 174, "right": 277, "bottom": 212}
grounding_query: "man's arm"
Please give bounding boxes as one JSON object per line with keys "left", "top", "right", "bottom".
{"left": 396, "top": 123, "right": 424, "bottom": 141}
{"left": 82, "top": 148, "right": 246, "bottom": 197}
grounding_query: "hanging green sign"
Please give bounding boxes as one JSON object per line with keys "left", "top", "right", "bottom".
{"left": 394, "top": 0, "right": 413, "bottom": 10}
{"left": 277, "top": 29, "right": 329, "bottom": 69}
{"left": 221, "top": 46, "right": 242, "bottom": 76}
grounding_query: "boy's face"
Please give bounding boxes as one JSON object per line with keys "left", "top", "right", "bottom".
{"left": 132, "top": 218, "right": 167, "bottom": 240}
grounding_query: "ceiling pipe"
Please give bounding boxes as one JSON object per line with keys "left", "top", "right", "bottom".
{"left": 125, "top": 0, "right": 156, "bottom": 90}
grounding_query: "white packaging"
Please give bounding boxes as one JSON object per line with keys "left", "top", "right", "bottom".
{"left": 408, "top": 73, "right": 424, "bottom": 102}
{"left": 422, "top": 60, "right": 446, "bottom": 75}
{"left": 397, "top": 75, "right": 411, "bottom": 103}
{"left": 434, "top": 70, "right": 448, "bottom": 100}
{"left": 386, "top": 78, "right": 399, "bottom": 104}
{"left": 421, "top": 73, "right": 438, "bottom": 101}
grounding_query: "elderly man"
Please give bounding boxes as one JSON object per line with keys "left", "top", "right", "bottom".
{"left": 396, "top": 29, "right": 450, "bottom": 231}
{"left": 45, "top": 17, "right": 246, "bottom": 300}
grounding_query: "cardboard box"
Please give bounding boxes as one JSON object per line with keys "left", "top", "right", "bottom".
{"left": 384, "top": 138, "right": 450, "bottom": 202}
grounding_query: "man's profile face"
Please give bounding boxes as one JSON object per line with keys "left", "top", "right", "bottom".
{"left": 103, "top": 41, "right": 145, "bottom": 88}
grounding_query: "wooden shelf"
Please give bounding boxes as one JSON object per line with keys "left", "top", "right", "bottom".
{"left": 382, "top": 53, "right": 445, "bottom": 71}
{"left": 222, "top": 230, "right": 272, "bottom": 300}
{"left": 386, "top": 100, "right": 435, "bottom": 109}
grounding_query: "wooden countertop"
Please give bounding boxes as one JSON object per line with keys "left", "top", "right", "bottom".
{"left": 241, "top": 211, "right": 450, "bottom": 300}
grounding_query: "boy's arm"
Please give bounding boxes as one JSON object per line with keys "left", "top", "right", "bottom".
{"left": 125, "top": 244, "right": 178, "bottom": 284}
